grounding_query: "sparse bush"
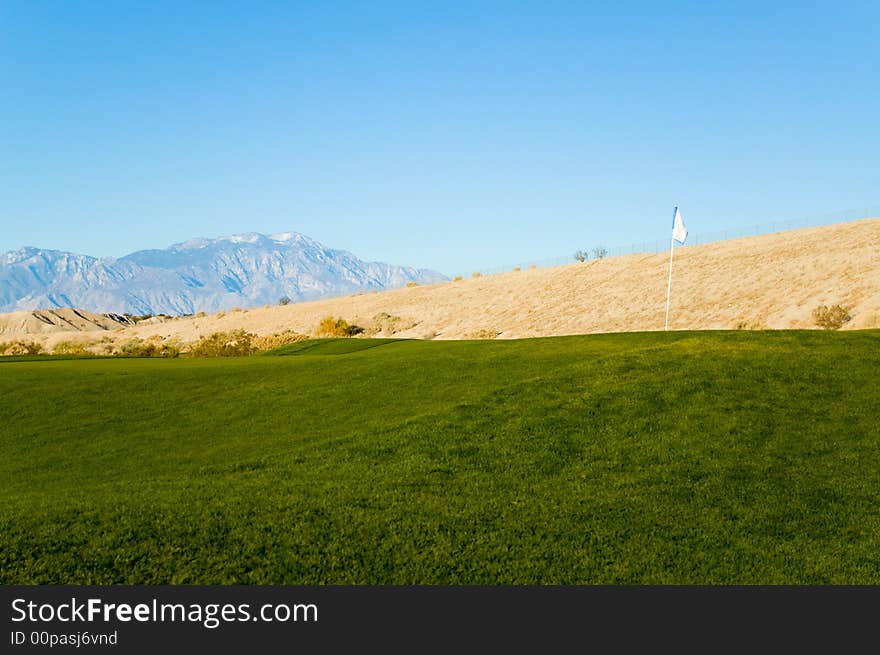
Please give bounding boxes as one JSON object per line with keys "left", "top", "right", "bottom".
{"left": 252, "top": 331, "right": 309, "bottom": 351}
{"left": 576, "top": 247, "right": 607, "bottom": 261}
{"left": 0, "top": 341, "right": 44, "bottom": 356}
{"left": 278, "top": 296, "right": 291, "bottom": 306}
{"left": 472, "top": 272, "right": 483, "bottom": 278}
{"left": 812, "top": 304, "right": 851, "bottom": 330}
{"left": 123, "top": 313, "right": 154, "bottom": 322}
{"left": 188, "top": 330, "right": 258, "bottom": 357}
{"left": 369, "top": 312, "right": 403, "bottom": 336}
{"left": 453, "top": 276, "right": 463, "bottom": 282}
{"left": 216, "top": 311, "right": 226, "bottom": 319}
{"left": 315, "top": 316, "right": 364, "bottom": 337}
{"left": 405, "top": 281, "right": 419, "bottom": 288}
{"left": 52, "top": 341, "right": 90, "bottom": 356}
{"left": 195, "top": 312, "right": 206, "bottom": 318}
{"left": 117, "top": 337, "right": 180, "bottom": 358}
{"left": 512, "top": 267, "right": 521, "bottom": 272}
{"left": 159, "top": 339, "right": 179, "bottom": 356}
{"left": 467, "top": 329, "right": 500, "bottom": 339}
{"left": 119, "top": 338, "right": 156, "bottom": 357}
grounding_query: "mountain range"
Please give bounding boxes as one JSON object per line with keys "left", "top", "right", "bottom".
{"left": 0, "top": 231, "right": 446, "bottom": 315}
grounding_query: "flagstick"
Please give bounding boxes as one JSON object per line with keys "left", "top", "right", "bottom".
{"left": 664, "top": 233, "right": 675, "bottom": 331}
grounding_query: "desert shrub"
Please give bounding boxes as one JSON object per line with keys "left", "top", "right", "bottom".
{"left": 117, "top": 337, "right": 180, "bottom": 358}
{"left": 195, "top": 311, "right": 206, "bottom": 318}
{"left": 119, "top": 338, "right": 157, "bottom": 357}
{"left": 368, "top": 312, "right": 403, "bottom": 336}
{"left": 123, "top": 313, "right": 154, "bottom": 322}
{"left": 52, "top": 341, "right": 90, "bottom": 356}
{"left": 188, "top": 330, "right": 258, "bottom": 357}
{"left": 405, "top": 281, "right": 418, "bottom": 288}
{"left": 1, "top": 341, "right": 44, "bottom": 356}
{"left": 812, "top": 304, "right": 851, "bottom": 330}
{"left": 472, "top": 272, "right": 483, "bottom": 278}
{"left": 252, "top": 331, "right": 309, "bottom": 351}
{"left": 315, "top": 316, "right": 364, "bottom": 337}
{"left": 216, "top": 311, "right": 226, "bottom": 319}
{"left": 317, "top": 316, "right": 337, "bottom": 336}
{"left": 734, "top": 320, "right": 766, "bottom": 330}
{"left": 453, "top": 276, "right": 463, "bottom": 282}
{"left": 576, "top": 247, "right": 608, "bottom": 261}
{"left": 512, "top": 267, "right": 521, "bottom": 272}
{"left": 466, "top": 329, "right": 500, "bottom": 339}
{"left": 278, "top": 296, "right": 291, "bottom": 306}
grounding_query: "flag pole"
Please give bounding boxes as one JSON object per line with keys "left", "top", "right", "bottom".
{"left": 664, "top": 232, "right": 675, "bottom": 331}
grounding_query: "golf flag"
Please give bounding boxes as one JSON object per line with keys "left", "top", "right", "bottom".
{"left": 665, "top": 205, "right": 687, "bottom": 330}
{"left": 672, "top": 206, "right": 687, "bottom": 245}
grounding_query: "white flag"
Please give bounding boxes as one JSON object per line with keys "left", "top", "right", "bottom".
{"left": 672, "top": 206, "right": 687, "bottom": 244}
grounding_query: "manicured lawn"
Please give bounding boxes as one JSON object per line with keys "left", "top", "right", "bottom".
{"left": 1, "top": 330, "right": 878, "bottom": 583}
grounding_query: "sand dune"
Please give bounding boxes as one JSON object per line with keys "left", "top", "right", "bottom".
{"left": 2, "top": 218, "right": 878, "bottom": 351}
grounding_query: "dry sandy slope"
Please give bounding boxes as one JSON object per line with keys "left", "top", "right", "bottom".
{"left": 0, "top": 308, "right": 130, "bottom": 337}
{"left": 3, "top": 218, "right": 879, "bottom": 350}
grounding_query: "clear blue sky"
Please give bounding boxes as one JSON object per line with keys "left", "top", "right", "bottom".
{"left": 1, "top": 1, "right": 877, "bottom": 274}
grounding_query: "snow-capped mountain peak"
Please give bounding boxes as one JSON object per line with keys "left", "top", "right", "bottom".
{"left": 0, "top": 230, "right": 446, "bottom": 315}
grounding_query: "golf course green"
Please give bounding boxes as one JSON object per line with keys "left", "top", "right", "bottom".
{"left": 2, "top": 330, "right": 879, "bottom": 583}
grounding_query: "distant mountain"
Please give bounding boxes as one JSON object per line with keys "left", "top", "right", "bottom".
{"left": 0, "top": 231, "right": 446, "bottom": 315}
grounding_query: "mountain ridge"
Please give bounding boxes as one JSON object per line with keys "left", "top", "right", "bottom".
{"left": 0, "top": 231, "right": 446, "bottom": 315}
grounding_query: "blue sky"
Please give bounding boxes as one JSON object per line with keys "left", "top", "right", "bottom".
{"left": 1, "top": 1, "right": 877, "bottom": 274}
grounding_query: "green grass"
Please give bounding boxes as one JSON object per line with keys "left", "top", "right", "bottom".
{"left": 0, "top": 353, "right": 102, "bottom": 363}
{"left": 264, "top": 337, "right": 406, "bottom": 356}
{"left": 1, "top": 330, "right": 879, "bottom": 584}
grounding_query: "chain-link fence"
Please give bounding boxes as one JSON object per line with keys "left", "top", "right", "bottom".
{"left": 457, "top": 206, "right": 879, "bottom": 278}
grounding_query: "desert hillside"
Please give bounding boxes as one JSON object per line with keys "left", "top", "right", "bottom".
{"left": 2, "top": 218, "right": 878, "bottom": 351}
{"left": 0, "top": 308, "right": 133, "bottom": 336}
